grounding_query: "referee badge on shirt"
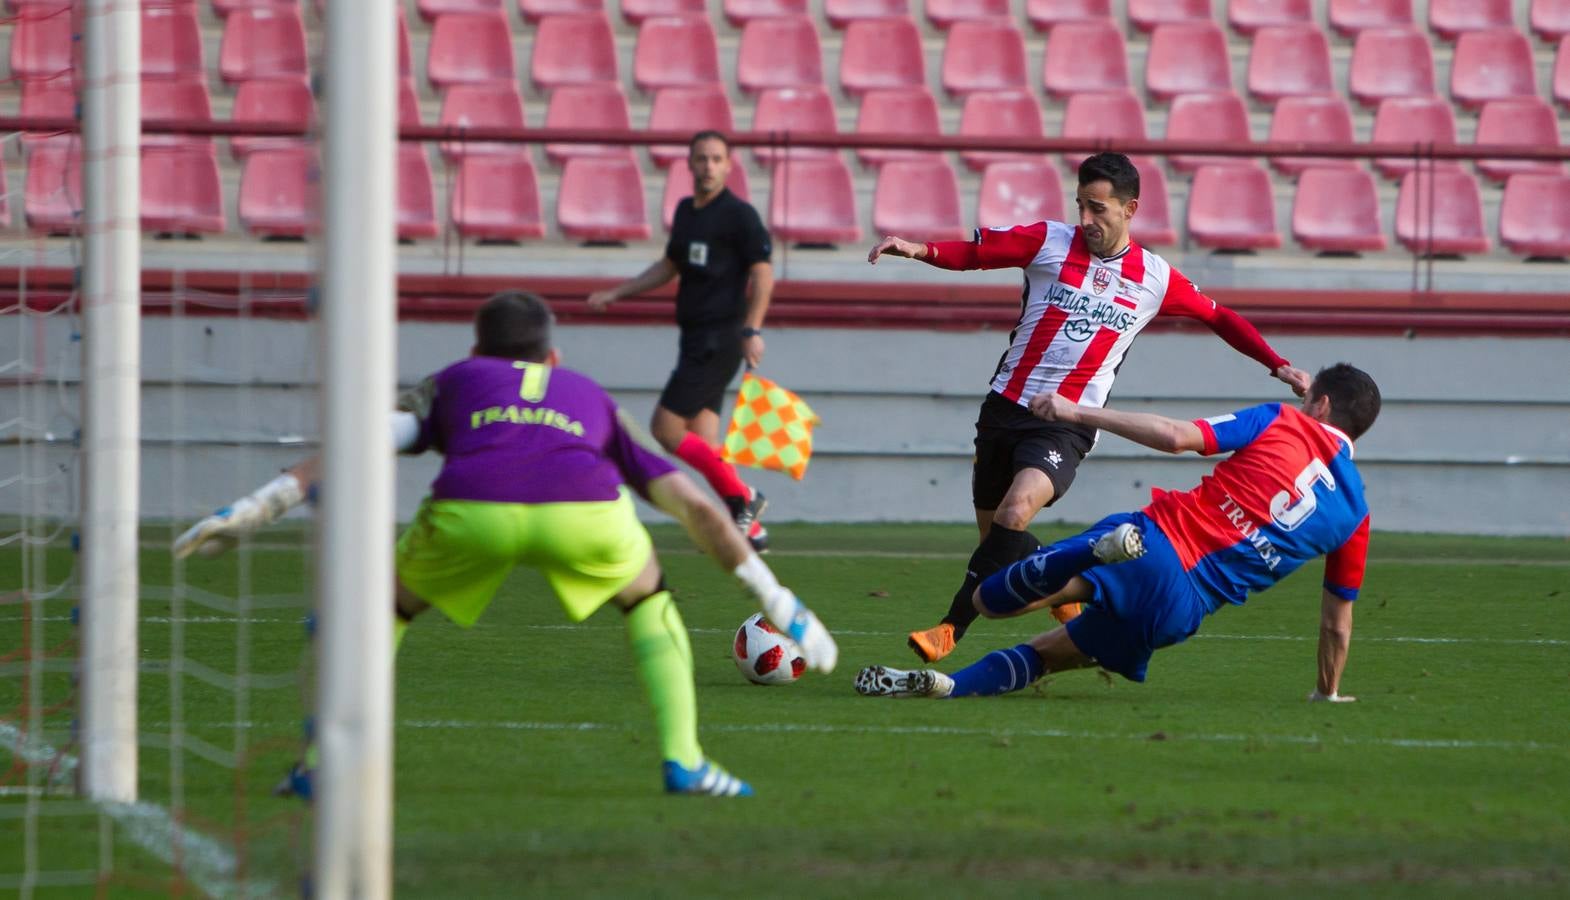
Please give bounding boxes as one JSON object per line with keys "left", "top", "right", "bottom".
{"left": 688, "top": 241, "right": 710, "bottom": 267}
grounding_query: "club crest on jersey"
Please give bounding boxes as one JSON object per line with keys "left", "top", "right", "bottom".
{"left": 1091, "top": 267, "right": 1112, "bottom": 294}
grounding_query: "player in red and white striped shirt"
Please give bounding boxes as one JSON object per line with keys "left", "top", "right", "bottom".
{"left": 868, "top": 153, "right": 1310, "bottom": 663}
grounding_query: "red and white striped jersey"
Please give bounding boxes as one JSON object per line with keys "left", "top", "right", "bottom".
{"left": 923, "top": 221, "right": 1287, "bottom": 410}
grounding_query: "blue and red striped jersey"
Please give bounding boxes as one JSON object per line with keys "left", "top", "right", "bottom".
{"left": 1144, "top": 403, "right": 1370, "bottom": 610}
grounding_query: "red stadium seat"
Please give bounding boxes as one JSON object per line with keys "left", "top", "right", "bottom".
{"left": 557, "top": 156, "right": 651, "bottom": 242}
{"left": 723, "top": 0, "right": 806, "bottom": 27}
{"left": 396, "top": 146, "right": 439, "bottom": 240}
{"left": 1328, "top": 0, "right": 1413, "bottom": 36}
{"left": 10, "top": 11, "right": 74, "bottom": 81}
{"left": 1026, "top": 0, "right": 1111, "bottom": 33}
{"left": 977, "top": 160, "right": 1063, "bottom": 227}
{"left": 751, "top": 87, "right": 837, "bottom": 164}
{"left": 1165, "top": 92, "right": 1250, "bottom": 174}
{"left": 648, "top": 84, "right": 734, "bottom": 165}
{"left": 438, "top": 82, "right": 526, "bottom": 161}
{"left": 212, "top": 0, "right": 298, "bottom": 17}
{"left": 1146, "top": 23, "right": 1233, "bottom": 102}
{"left": 634, "top": 17, "right": 721, "bottom": 93}
{"left": 543, "top": 83, "right": 633, "bottom": 165}
{"left": 1395, "top": 168, "right": 1489, "bottom": 255}
{"left": 1129, "top": 163, "right": 1177, "bottom": 245}
{"left": 737, "top": 16, "right": 824, "bottom": 93}
{"left": 1348, "top": 28, "right": 1436, "bottom": 108}
{"left": 1370, "top": 96, "right": 1458, "bottom": 179}
{"left": 1291, "top": 167, "right": 1387, "bottom": 253}
{"left": 1248, "top": 25, "right": 1333, "bottom": 103}
{"left": 530, "top": 13, "right": 616, "bottom": 90}
{"left": 1043, "top": 20, "right": 1130, "bottom": 98}
{"left": 140, "top": 143, "right": 225, "bottom": 235}
{"left": 19, "top": 80, "right": 74, "bottom": 149}
{"left": 1558, "top": 37, "right": 1570, "bottom": 107}
{"left": 399, "top": 79, "right": 422, "bottom": 124}
{"left": 142, "top": 80, "right": 213, "bottom": 150}
{"left": 855, "top": 87, "right": 941, "bottom": 166}
{"left": 24, "top": 139, "right": 82, "bottom": 234}
{"left": 1189, "top": 164, "right": 1282, "bottom": 250}
{"left": 1474, "top": 98, "right": 1564, "bottom": 182}
{"left": 1128, "top": 0, "right": 1210, "bottom": 32}
{"left": 451, "top": 153, "right": 546, "bottom": 240}
{"left": 926, "top": 0, "right": 1008, "bottom": 30}
{"left": 417, "top": 0, "right": 503, "bottom": 20}
{"left": 1532, "top": 0, "right": 1570, "bottom": 41}
{"left": 823, "top": 0, "right": 909, "bottom": 29}
{"left": 428, "top": 13, "right": 517, "bottom": 89}
{"left": 959, "top": 90, "right": 1045, "bottom": 171}
{"left": 769, "top": 156, "right": 861, "bottom": 244}
{"left": 142, "top": 6, "right": 205, "bottom": 81}
{"left": 1229, "top": 0, "right": 1312, "bottom": 34}
{"left": 230, "top": 78, "right": 314, "bottom": 159}
{"left": 219, "top": 7, "right": 309, "bottom": 84}
{"left": 518, "top": 0, "right": 603, "bottom": 21}
{"left": 1060, "top": 90, "right": 1146, "bottom": 169}
{"left": 840, "top": 17, "right": 924, "bottom": 95}
{"left": 1500, "top": 173, "right": 1570, "bottom": 257}
{"left": 619, "top": 0, "right": 704, "bottom": 24}
{"left": 873, "top": 158, "right": 967, "bottom": 241}
{"left": 661, "top": 161, "right": 751, "bottom": 228}
{"left": 1451, "top": 29, "right": 1538, "bottom": 110}
{"left": 1429, "top": 0, "right": 1513, "bottom": 42}
{"left": 238, "top": 147, "right": 319, "bottom": 237}
{"left": 942, "top": 19, "right": 1029, "bottom": 96}
{"left": 1268, "top": 94, "right": 1356, "bottom": 176}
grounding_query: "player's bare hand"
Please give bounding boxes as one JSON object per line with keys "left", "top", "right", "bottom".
{"left": 866, "top": 235, "right": 925, "bottom": 264}
{"left": 1028, "top": 391, "right": 1077, "bottom": 424}
{"left": 1275, "top": 364, "right": 1311, "bottom": 397}
{"left": 1307, "top": 689, "right": 1356, "bottom": 703}
{"left": 742, "top": 333, "right": 765, "bottom": 368}
{"left": 586, "top": 289, "right": 617, "bottom": 312}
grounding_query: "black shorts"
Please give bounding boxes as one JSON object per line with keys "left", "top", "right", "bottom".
{"left": 658, "top": 325, "right": 744, "bottom": 418}
{"left": 971, "top": 391, "right": 1096, "bottom": 510}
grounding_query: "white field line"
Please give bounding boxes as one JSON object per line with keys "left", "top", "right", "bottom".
{"left": 148, "top": 718, "right": 1567, "bottom": 754}
{"left": 0, "top": 615, "right": 1563, "bottom": 646}
{"left": 0, "top": 721, "right": 276, "bottom": 900}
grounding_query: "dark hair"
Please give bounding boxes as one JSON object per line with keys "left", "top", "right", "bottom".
{"left": 1077, "top": 152, "right": 1141, "bottom": 201}
{"left": 689, "top": 130, "right": 730, "bottom": 155}
{"left": 1310, "top": 363, "right": 1381, "bottom": 440}
{"left": 474, "top": 291, "right": 553, "bottom": 362}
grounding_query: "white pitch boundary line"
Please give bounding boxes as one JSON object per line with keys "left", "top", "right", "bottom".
{"left": 0, "top": 721, "right": 275, "bottom": 900}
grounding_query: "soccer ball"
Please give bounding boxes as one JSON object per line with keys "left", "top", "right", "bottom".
{"left": 732, "top": 613, "right": 805, "bottom": 685}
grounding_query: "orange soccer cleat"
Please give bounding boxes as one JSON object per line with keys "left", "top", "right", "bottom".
{"left": 907, "top": 622, "right": 958, "bottom": 663}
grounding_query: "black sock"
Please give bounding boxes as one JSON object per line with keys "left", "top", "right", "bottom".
{"left": 940, "top": 524, "right": 1043, "bottom": 637}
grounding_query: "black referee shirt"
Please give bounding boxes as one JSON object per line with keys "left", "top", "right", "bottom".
{"left": 664, "top": 188, "right": 772, "bottom": 330}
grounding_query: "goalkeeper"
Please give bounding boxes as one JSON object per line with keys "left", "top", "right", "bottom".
{"left": 174, "top": 290, "right": 837, "bottom": 798}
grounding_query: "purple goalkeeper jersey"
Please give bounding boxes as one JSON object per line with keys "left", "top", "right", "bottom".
{"left": 399, "top": 356, "right": 677, "bottom": 504}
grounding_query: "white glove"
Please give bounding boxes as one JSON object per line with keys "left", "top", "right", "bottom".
{"left": 759, "top": 587, "right": 838, "bottom": 675}
{"left": 1307, "top": 689, "right": 1356, "bottom": 703}
{"left": 173, "top": 474, "right": 304, "bottom": 560}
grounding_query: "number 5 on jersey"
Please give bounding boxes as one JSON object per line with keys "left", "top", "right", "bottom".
{"left": 1270, "top": 459, "right": 1335, "bottom": 531}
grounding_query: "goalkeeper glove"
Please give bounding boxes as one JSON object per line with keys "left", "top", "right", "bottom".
{"left": 1307, "top": 689, "right": 1356, "bottom": 703}
{"left": 172, "top": 473, "right": 305, "bottom": 559}
{"left": 734, "top": 554, "right": 838, "bottom": 674}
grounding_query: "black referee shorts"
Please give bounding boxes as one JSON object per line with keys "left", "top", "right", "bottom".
{"left": 658, "top": 325, "right": 744, "bottom": 418}
{"left": 971, "top": 391, "right": 1096, "bottom": 510}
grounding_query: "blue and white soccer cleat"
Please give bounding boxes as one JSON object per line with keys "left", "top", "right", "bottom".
{"left": 854, "top": 665, "right": 954, "bottom": 699}
{"left": 272, "top": 761, "right": 313, "bottom": 801}
{"left": 1091, "top": 521, "right": 1146, "bottom": 565}
{"left": 663, "top": 759, "right": 753, "bottom": 797}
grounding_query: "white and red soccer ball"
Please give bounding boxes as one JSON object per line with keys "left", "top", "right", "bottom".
{"left": 732, "top": 612, "right": 805, "bottom": 685}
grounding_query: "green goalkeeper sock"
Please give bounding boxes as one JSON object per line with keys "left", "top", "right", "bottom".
{"left": 394, "top": 616, "right": 408, "bottom": 656}
{"left": 624, "top": 590, "right": 703, "bottom": 769}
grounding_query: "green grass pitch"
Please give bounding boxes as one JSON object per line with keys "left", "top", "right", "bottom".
{"left": 3, "top": 523, "right": 1568, "bottom": 897}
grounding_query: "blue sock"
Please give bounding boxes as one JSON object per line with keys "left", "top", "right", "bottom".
{"left": 948, "top": 643, "right": 1046, "bottom": 698}
{"left": 979, "top": 534, "right": 1100, "bottom": 615}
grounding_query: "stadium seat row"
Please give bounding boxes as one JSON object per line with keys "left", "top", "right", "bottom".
{"left": 12, "top": 138, "right": 1570, "bottom": 259}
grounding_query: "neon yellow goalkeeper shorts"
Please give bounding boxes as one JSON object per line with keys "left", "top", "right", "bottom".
{"left": 394, "top": 489, "right": 653, "bottom": 626}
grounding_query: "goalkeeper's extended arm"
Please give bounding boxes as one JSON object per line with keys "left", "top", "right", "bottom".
{"left": 172, "top": 459, "right": 317, "bottom": 559}
{"left": 644, "top": 471, "right": 838, "bottom": 674}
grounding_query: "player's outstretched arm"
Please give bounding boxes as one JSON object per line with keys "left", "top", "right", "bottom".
{"left": 172, "top": 457, "right": 319, "bottom": 559}
{"left": 1029, "top": 392, "right": 1207, "bottom": 454}
{"left": 644, "top": 471, "right": 838, "bottom": 673}
{"left": 1310, "top": 589, "right": 1356, "bottom": 702}
{"left": 586, "top": 258, "right": 679, "bottom": 311}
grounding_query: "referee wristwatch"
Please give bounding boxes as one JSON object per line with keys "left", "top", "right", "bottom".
{"left": 740, "top": 327, "right": 763, "bottom": 338}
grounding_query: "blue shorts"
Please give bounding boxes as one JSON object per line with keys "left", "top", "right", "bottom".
{"left": 1063, "top": 511, "right": 1211, "bottom": 683}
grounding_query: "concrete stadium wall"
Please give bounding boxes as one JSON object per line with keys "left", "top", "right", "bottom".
{"left": 2, "top": 316, "right": 1567, "bottom": 536}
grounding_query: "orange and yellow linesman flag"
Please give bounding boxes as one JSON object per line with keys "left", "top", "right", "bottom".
{"left": 721, "top": 372, "right": 821, "bottom": 481}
